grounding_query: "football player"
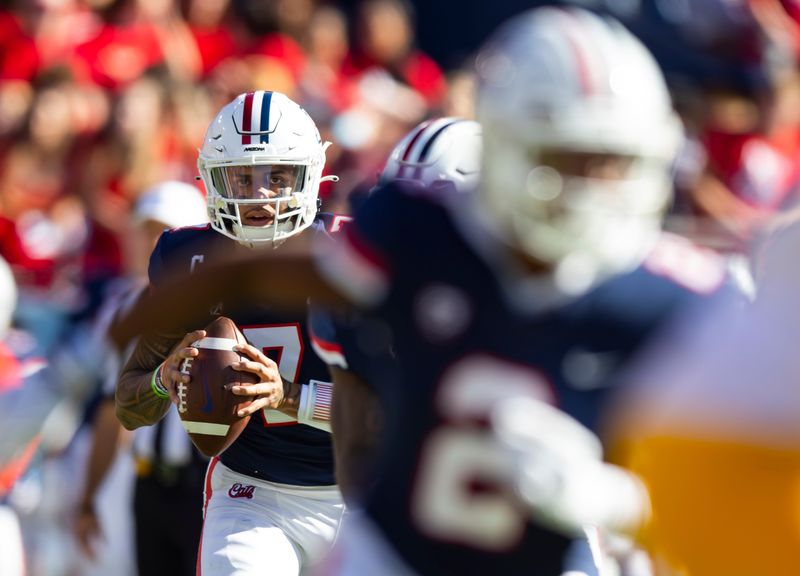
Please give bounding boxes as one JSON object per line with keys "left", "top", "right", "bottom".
{"left": 310, "top": 117, "right": 482, "bottom": 505}
{"left": 0, "top": 253, "right": 92, "bottom": 576}
{"left": 313, "top": 115, "right": 647, "bottom": 575}
{"left": 114, "top": 92, "right": 344, "bottom": 576}
{"left": 110, "top": 8, "right": 733, "bottom": 575}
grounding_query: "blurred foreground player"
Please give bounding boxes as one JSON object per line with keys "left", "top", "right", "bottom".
{"left": 311, "top": 117, "right": 482, "bottom": 504}
{"left": 113, "top": 8, "right": 730, "bottom": 575}
{"left": 0, "top": 253, "right": 96, "bottom": 576}
{"left": 115, "top": 91, "right": 344, "bottom": 576}
{"left": 312, "top": 8, "right": 728, "bottom": 575}
{"left": 310, "top": 115, "right": 634, "bottom": 575}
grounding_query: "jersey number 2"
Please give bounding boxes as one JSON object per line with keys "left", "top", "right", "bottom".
{"left": 411, "top": 355, "right": 554, "bottom": 550}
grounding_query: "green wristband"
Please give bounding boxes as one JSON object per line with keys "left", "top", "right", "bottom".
{"left": 150, "top": 363, "right": 169, "bottom": 399}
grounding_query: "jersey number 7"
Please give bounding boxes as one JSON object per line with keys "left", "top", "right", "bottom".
{"left": 242, "top": 324, "right": 304, "bottom": 427}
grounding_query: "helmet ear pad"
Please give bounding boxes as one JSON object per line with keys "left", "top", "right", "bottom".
{"left": 198, "top": 91, "right": 328, "bottom": 247}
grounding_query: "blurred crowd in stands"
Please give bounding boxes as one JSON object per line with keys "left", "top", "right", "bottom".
{"left": 0, "top": 1, "right": 462, "bottom": 573}
{"left": 6, "top": 0, "right": 800, "bottom": 345}
{"left": 5, "top": 0, "right": 800, "bottom": 574}
{"left": 0, "top": 0, "right": 470, "bottom": 349}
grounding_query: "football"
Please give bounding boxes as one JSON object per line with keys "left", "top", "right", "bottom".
{"left": 176, "top": 316, "right": 258, "bottom": 457}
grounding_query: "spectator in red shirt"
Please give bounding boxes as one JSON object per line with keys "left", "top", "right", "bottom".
{"left": 343, "top": 0, "right": 446, "bottom": 107}
{"left": 180, "top": 0, "right": 237, "bottom": 77}
{"left": 71, "top": 0, "right": 201, "bottom": 90}
{"left": 0, "top": 6, "right": 40, "bottom": 82}
{"left": 299, "top": 5, "right": 356, "bottom": 113}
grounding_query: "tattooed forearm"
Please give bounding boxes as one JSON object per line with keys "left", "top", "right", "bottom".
{"left": 115, "top": 331, "right": 180, "bottom": 430}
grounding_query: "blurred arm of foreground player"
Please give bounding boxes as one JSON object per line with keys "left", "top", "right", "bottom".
{"left": 108, "top": 234, "right": 346, "bottom": 351}
{"left": 492, "top": 397, "right": 651, "bottom": 540}
{"left": 329, "top": 366, "right": 383, "bottom": 505}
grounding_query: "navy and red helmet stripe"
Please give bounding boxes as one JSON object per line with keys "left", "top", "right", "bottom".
{"left": 394, "top": 118, "right": 463, "bottom": 178}
{"left": 240, "top": 90, "right": 274, "bottom": 145}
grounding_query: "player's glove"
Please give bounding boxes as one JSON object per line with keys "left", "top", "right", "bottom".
{"left": 492, "top": 397, "right": 650, "bottom": 538}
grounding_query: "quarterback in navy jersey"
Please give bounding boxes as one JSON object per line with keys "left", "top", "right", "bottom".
{"left": 147, "top": 218, "right": 337, "bottom": 485}
{"left": 115, "top": 91, "right": 344, "bottom": 576}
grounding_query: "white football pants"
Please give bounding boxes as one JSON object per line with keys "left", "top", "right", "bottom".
{"left": 200, "top": 458, "right": 344, "bottom": 576}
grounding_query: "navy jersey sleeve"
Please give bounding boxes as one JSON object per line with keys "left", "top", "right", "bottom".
{"left": 141, "top": 227, "right": 212, "bottom": 333}
{"left": 307, "top": 302, "right": 398, "bottom": 403}
{"left": 314, "top": 212, "right": 353, "bottom": 235}
{"left": 146, "top": 230, "right": 170, "bottom": 289}
{"left": 308, "top": 304, "right": 348, "bottom": 371}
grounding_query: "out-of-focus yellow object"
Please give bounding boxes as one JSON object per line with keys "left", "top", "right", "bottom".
{"left": 607, "top": 267, "right": 800, "bottom": 576}
{"left": 619, "top": 433, "right": 800, "bottom": 576}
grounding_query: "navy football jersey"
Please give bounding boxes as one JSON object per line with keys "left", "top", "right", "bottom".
{"left": 313, "top": 182, "right": 729, "bottom": 574}
{"left": 149, "top": 217, "right": 340, "bottom": 486}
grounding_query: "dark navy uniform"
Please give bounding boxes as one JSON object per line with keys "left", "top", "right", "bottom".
{"left": 149, "top": 218, "right": 337, "bottom": 486}
{"left": 312, "top": 181, "right": 729, "bottom": 575}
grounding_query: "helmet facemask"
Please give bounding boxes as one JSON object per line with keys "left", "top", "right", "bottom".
{"left": 480, "top": 125, "right": 677, "bottom": 294}
{"left": 204, "top": 161, "right": 316, "bottom": 245}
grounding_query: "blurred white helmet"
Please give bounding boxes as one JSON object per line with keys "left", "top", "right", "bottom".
{"left": 380, "top": 117, "right": 482, "bottom": 193}
{"left": 134, "top": 181, "right": 209, "bottom": 229}
{"left": 475, "top": 7, "right": 683, "bottom": 293}
{"left": 198, "top": 91, "right": 334, "bottom": 247}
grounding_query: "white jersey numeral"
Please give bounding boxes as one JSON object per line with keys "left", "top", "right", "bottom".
{"left": 411, "top": 355, "right": 554, "bottom": 550}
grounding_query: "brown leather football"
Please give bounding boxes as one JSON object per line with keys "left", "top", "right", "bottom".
{"left": 176, "top": 316, "right": 258, "bottom": 457}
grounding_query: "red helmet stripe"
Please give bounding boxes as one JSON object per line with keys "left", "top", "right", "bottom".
{"left": 398, "top": 119, "right": 433, "bottom": 178}
{"left": 250, "top": 91, "right": 264, "bottom": 140}
{"left": 558, "top": 8, "right": 609, "bottom": 96}
{"left": 562, "top": 28, "right": 593, "bottom": 94}
{"left": 241, "top": 92, "right": 255, "bottom": 144}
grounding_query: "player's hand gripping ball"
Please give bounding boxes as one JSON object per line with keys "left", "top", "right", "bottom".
{"left": 176, "top": 316, "right": 258, "bottom": 457}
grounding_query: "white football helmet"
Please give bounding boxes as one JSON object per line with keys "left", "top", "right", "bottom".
{"left": 380, "top": 117, "right": 482, "bottom": 193}
{"left": 198, "top": 91, "right": 335, "bottom": 247}
{"left": 475, "top": 7, "right": 683, "bottom": 293}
